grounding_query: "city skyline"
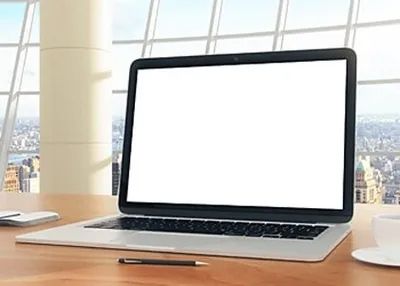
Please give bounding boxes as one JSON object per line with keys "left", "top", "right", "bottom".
{"left": 2, "top": 113, "right": 400, "bottom": 205}
{"left": 2, "top": 114, "right": 400, "bottom": 155}
{"left": 2, "top": 100, "right": 400, "bottom": 119}
{"left": 2, "top": 110, "right": 400, "bottom": 123}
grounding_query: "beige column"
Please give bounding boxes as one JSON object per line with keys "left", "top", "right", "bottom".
{"left": 40, "top": 0, "right": 112, "bottom": 194}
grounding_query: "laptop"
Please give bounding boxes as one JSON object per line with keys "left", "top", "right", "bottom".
{"left": 17, "top": 48, "right": 357, "bottom": 262}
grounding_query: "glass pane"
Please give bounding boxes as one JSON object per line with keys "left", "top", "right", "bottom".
{"left": 0, "top": 2, "right": 25, "bottom": 43}
{"left": 113, "top": 0, "right": 150, "bottom": 40}
{"left": 0, "top": 96, "right": 7, "bottom": 138}
{"left": 8, "top": 96, "right": 40, "bottom": 193}
{"left": 215, "top": 36, "right": 273, "bottom": 54}
{"left": 155, "top": 0, "right": 213, "bottom": 38}
{"left": 112, "top": 93, "right": 127, "bottom": 154}
{"left": 21, "top": 47, "right": 39, "bottom": 91}
{"left": 112, "top": 44, "right": 142, "bottom": 90}
{"left": 357, "top": 84, "right": 400, "bottom": 117}
{"left": 282, "top": 30, "right": 345, "bottom": 50}
{"left": 358, "top": 0, "right": 400, "bottom": 23}
{"left": 8, "top": 95, "right": 40, "bottom": 193}
{"left": 0, "top": 48, "right": 17, "bottom": 91}
{"left": 356, "top": 84, "right": 400, "bottom": 205}
{"left": 30, "top": 2, "right": 39, "bottom": 43}
{"left": 218, "top": 0, "right": 279, "bottom": 35}
{"left": 355, "top": 25, "right": 400, "bottom": 80}
{"left": 5, "top": 162, "right": 40, "bottom": 193}
{"left": 17, "top": 95, "right": 40, "bottom": 118}
{"left": 112, "top": 93, "right": 125, "bottom": 196}
{"left": 286, "top": 0, "right": 350, "bottom": 29}
{"left": 151, "top": 41, "right": 206, "bottom": 57}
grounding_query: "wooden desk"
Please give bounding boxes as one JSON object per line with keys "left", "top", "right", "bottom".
{"left": 1, "top": 193, "right": 399, "bottom": 286}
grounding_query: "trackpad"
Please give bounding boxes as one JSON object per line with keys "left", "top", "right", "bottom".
{"left": 112, "top": 232, "right": 228, "bottom": 250}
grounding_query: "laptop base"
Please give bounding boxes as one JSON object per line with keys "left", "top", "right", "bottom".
{"left": 16, "top": 215, "right": 351, "bottom": 262}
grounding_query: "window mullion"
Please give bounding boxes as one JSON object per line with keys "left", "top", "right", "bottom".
{"left": 278, "top": 0, "right": 290, "bottom": 50}
{"left": 272, "top": 0, "right": 286, "bottom": 51}
{"left": 205, "top": 0, "right": 222, "bottom": 54}
{"left": 211, "top": 0, "right": 224, "bottom": 54}
{"left": 350, "top": 0, "right": 361, "bottom": 48}
{"left": 344, "top": 0, "right": 360, "bottom": 47}
{"left": 141, "top": 0, "right": 157, "bottom": 57}
{"left": 146, "top": 0, "right": 161, "bottom": 57}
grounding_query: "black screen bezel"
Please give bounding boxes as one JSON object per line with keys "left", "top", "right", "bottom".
{"left": 118, "top": 48, "right": 356, "bottom": 223}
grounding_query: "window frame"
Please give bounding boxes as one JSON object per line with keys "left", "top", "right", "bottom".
{"left": 2, "top": 0, "right": 400, "bottom": 201}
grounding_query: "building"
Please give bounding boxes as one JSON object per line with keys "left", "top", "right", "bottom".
{"left": 19, "top": 165, "right": 31, "bottom": 192}
{"left": 23, "top": 156, "right": 40, "bottom": 173}
{"left": 112, "top": 162, "right": 120, "bottom": 196}
{"left": 354, "top": 157, "right": 382, "bottom": 204}
{"left": 22, "top": 173, "right": 40, "bottom": 194}
{"left": 2, "top": 165, "right": 20, "bottom": 192}
{"left": 395, "top": 191, "right": 400, "bottom": 205}
{"left": 112, "top": 154, "right": 122, "bottom": 196}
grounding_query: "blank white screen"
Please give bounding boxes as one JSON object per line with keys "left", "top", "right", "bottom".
{"left": 127, "top": 60, "right": 346, "bottom": 209}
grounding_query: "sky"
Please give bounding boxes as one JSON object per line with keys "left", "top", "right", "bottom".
{"left": 1, "top": 0, "right": 400, "bottom": 119}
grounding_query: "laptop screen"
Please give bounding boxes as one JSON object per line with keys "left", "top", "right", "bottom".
{"left": 127, "top": 59, "right": 347, "bottom": 210}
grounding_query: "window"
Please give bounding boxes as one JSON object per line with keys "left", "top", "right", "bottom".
{"left": 112, "top": 93, "right": 127, "bottom": 155}
{"left": 285, "top": 0, "right": 350, "bottom": 29}
{"left": 215, "top": 36, "right": 273, "bottom": 54}
{"left": 218, "top": 0, "right": 279, "bottom": 35}
{"left": 355, "top": 25, "right": 400, "bottom": 80}
{"left": 154, "top": 0, "right": 213, "bottom": 38}
{"left": 10, "top": 96, "right": 39, "bottom": 154}
{"left": 112, "top": 44, "right": 142, "bottom": 90}
{"left": 357, "top": 85, "right": 400, "bottom": 118}
{"left": 2, "top": 0, "right": 400, "bottom": 206}
{"left": 358, "top": 0, "right": 400, "bottom": 23}
{"left": 356, "top": 189, "right": 361, "bottom": 202}
{"left": 0, "top": 48, "right": 17, "bottom": 91}
{"left": 0, "top": 1, "right": 40, "bottom": 195}
{"left": 0, "top": 96, "right": 7, "bottom": 137}
{"left": 21, "top": 47, "right": 39, "bottom": 91}
{"left": 113, "top": 0, "right": 150, "bottom": 40}
{"left": 150, "top": 40, "right": 206, "bottom": 57}
{"left": 282, "top": 30, "right": 345, "bottom": 50}
{"left": 0, "top": 2, "right": 25, "bottom": 43}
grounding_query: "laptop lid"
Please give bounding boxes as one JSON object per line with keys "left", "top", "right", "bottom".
{"left": 119, "top": 48, "right": 356, "bottom": 223}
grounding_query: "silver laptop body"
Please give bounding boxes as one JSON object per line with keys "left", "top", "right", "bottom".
{"left": 17, "top": 48, "right": 357, "bottom": 262}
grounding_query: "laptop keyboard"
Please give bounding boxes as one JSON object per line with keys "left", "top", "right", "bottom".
{"left": 85, "top": 217, "right": 329, "bottom": 240}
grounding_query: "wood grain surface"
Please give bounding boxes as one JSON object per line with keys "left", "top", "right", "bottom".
{"left": 1, "top": 192, "right": 400, "bottom": 286}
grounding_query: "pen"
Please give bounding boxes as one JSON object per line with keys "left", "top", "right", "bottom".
{"left": 118, "top": 258, "right": 208, "bottom": 267}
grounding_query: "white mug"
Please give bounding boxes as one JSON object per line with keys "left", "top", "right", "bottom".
{"left": 372, "top": 214, "right": 400, "bottom": 261}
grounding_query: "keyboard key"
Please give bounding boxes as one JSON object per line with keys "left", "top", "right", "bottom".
{"left": 263, "top": 234, "right": 281, "bottom": 238}
{"left": 296, "top": 236, "right": 314, "bottom": 240}
{"left": 245, "top": 223, "right": 265, "bottom": 237}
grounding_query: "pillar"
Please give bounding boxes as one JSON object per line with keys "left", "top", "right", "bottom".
{"left": 40, "top": 0, "right": 112, "bottom": 194}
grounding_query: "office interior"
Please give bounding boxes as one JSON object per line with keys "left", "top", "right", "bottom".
{"left": 0, "top": 0, "right": 400, "bottom": 285}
